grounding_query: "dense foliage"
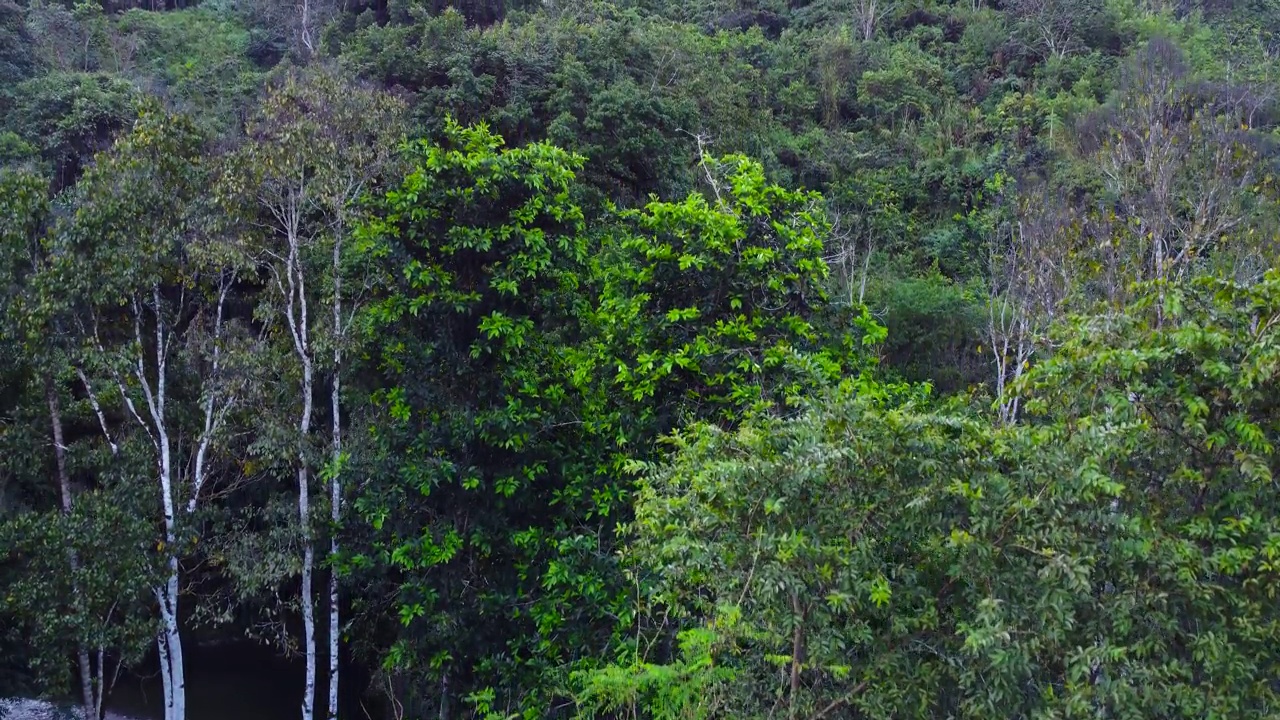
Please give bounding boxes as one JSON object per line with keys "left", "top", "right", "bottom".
{"left": 592, "top": 273, "right": 1280, "bottom": 719}
{"left": 4, "top": 0, "right": 1280, "bottom": 719}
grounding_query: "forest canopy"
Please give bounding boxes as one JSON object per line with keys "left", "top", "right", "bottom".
{"left": 3, "top": 0, "right": 1280, "bottom": 719}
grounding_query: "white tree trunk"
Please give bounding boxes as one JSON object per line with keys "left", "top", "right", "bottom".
{"left": 857, "top": 0, "right": 889, "bottom": 41}
{"left": 299, "top": 0, "right": 315, "bottom": 56}
{"left": 157, "top": 564, "right": 185, "bottom": 720}
{"left": 127, "top": 287, "right": 189, "bottom": 720}
{"left": 77, "top": 649, "right": 95, "bottom": 719}
{"left": 299, "top": 359, "right": 316, "bottom": 720}
{"left": 93, "top": 648, "right": 107, "bottom": 720}
{"left": 89, "top": 277, "right": 236, "bottom": 720}
{"left": 99, "top": 307, "right": 182, "bottom": 720}
{"left": 281, "top": 187, "right": 318, "bottom": 720}
{"left": 327, "top": 223, "right": 345, "bottom": 720}
{"left": 300, "top": 484, "right": 317, "bottom": 720}
{"left": 327, "top": 412, "right": 340, "bottom": 720}
{"left": 155, "top": 382, "right": 187, "bottom": 720}
{"left": 157, "top": 625, "right": 172, "bottom": 720}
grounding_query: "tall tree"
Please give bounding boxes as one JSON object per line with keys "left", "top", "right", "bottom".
{"left": 218, "top": 65, "right": 404, "bottom": 720}
{"left": 0, "top": 163, "right": 159, "bottom": 720}
{"left": 52, "top": 102, "right": 249, "bottom": 720}
{"left": 984, "top": 181, "right": 1076, "bottom": 424}
{"left": 1078, "top": 38, "right": 1276, "bottom": 301}
{"left": 0, "top": 165, "right": 102, "bottom": 718}
{"left": 353, "top": 122, "right": 872, "bottom": 715}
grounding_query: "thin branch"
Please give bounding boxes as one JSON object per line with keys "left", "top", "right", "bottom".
{"left": 811, "top": 680, "right": 869, "bottom": 720}
{"left": 189, "top": 272, "right": 238, "bottom": 514}
{"left": 76, "top": 365, "right": 119, "bottom": 456}
{"left": 94, "top": 310, "right": 156, "bottom": 448}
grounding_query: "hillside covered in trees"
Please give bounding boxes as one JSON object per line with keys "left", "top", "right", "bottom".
{"left": 4, "top": 0, "right": 1280, "bottom": 718}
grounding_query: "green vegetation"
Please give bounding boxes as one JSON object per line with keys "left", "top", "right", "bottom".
{"left": 3, "top": 0, "right": 1280, "bottom": 719}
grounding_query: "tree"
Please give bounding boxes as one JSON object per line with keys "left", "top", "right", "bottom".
{"left": 1, "top": 487, "right": 157, "bottom": 720}
{"left": 353, "top": 118, "right": 599, "bottom": 718}
{"left": 6, "top": 72, "right": 138, "bottom": 191}
{"left": 0, "top": 0, "right": 36, "bottom": 93}
{"left": 1005, "top": 0, "right": 1104, "bottom": 59}
{"left": 597, "top": 151, "right": 863, "bottom": 422}
{"left": 217, "top": 65, "right": 405, "bottom": 720}
{"left": 0, "top": 165, "right": 106, "bottom": 719}
{"left": 593, "top": 269, "right": 1280, "bottom": 719}
{"left": 234, "top": 0, "right": 338, "bottom": 60}
{"left": 353, "top": 120, "right": 875, "bottom": 715}
{"left": 52, "top": 102, "right": 250, "bottom": 720}
{"left": 854, "top": 0, "right": 893, "bottom": 41}
{"left": 1015, "top": 271, "right": 1280, "bottom": 717}
{"left": 984, "top": 180, "right": 1076, "bottom": 424}
{"left": 824, "top": 169, "right": 904, "bottom": 306}
{"left": 1079, "top": 38, "right": 1276, "bottom": 302}
{"left": 1, "top": 163, "right": 164, "bottom": 720}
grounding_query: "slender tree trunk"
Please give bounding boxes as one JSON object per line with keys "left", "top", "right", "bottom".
{"left": 45, "top": 376, "right": 99, "bottom": 720}
{"left": 300, "top": 532, "right": 316, "bottom": 717}
{"left": 134, "top": 288, "right": 186, "bottom": 720}
{"left": 78, "top": 367, "right": 118, "bottom": 457}
{"left": 78, "top": 649, "right": 95, "bottom": 720}
{"left": 280, "top": 187, "right": 318, "bottom": 720}
{"left": 788, "top": 593, "right": 804, "bottom": 720}
{"left": 327, "top": 413, "right": 340, "bottom": 720}
{"left": 328, "top": 234, "right": 343, "bottom": 720}
{"left": 299, "top": 355, "right": 316, "bottom": 720}
{"left": 45, "top": 373, "right": 74, "bottom": 529}
{"left": 156, "top": 417, "right": 186, "bottom": 720}
{"left": 300, "top": 514, "right": 316, "bottom": 720}
{"left": 157, "top": 625, "right": 172, "bottom": 720}
{"left": 858, "top": 245, "right": 872, "bottom": 304}
{"left": 93, "top": 645, "right": 106, "bottom": 717}
{"left": 438, "top": 672, "right": 448, "bottom": 720}
{"left": 299, "top": 0, "right": 315, "bottom": 56}
{"left": 157, "top": 565, "right": 185, "bottom": 720}
{"left": 327, "top": 505, "right": 339, "bottom": 720}
{"left": 95, "top": 300, "right": 181, "bottom": 720}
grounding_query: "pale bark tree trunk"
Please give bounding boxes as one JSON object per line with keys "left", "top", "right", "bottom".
{"left": 78, "top": 367, "right": 118, "bottom": 457}
{"left": 44, "top": 376, "right": 100, "bottom": 720}
{"left": 78, "top": 649, "right": 95, "bottom": 720}
{"left": 858, "top": 246, "right": 872, "bottom": 305}
{"left": 299, "top": 381, "right": 316, "bottom": 720}
{"left": 987, "top": 221, "right": 1053, "bottom": 426}
{"left": 134, "top": 288, "right": 186, "bottom": 720}
{"left": 856, "top": 0, "right": 890, "bottom": 41}
{"left": 155, "top": 354, "right": 181, "bottom": 720}
{"left": 122, "top": 311, "right": 186, "bottom": 717}
{"left": 988, "top": 283, "right": 1033, "bottom": 426}
{"left": 157, "top": 627, "right": 173, "bottom": 720}
{"left": 328, "top": 228, "right": 343, "bottom": 720}
{"left": 157, "top": 571, "right": 185, "bottom": 720}
{"left": 299, "top": 464, "right": 317, "bottom": 720}
{"left": 245, "top": 78, "right": 402, "bottom": 717}
{"left": 437, "top": 673, "right": 448, "bottom": 720}
{"left": 90, "top": 277, "right": 236, "bottom": 720}
{"left": 93, "top": 647, "right": 107, "bottom": 720}
{"left": 823, "top": 211, "right": 874, "bottom": 308}
{"left": 299, "top": 0, "right": 315, "bottom": 56}
{"left": 278, "top": 184, "right": 317, "bottom": 720}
